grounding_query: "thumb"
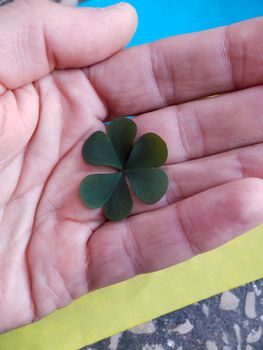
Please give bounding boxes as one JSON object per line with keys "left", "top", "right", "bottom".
{"left": 0, "top": 0, "right": 137, "bottom": 91}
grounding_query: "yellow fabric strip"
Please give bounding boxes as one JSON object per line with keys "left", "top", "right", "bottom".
{"left": 1, "top": 225, "right": 262, "bottom": 350}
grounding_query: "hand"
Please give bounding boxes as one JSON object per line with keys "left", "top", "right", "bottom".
{"left": 0, "top": 0, "right": 137, "bottom": 332}
{"left": 1, "top": 0, "right": 263, "bottom": 333}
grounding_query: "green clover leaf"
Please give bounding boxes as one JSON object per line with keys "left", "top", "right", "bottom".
{"left": 80, "top": 118, "right": 168, "bottom": 221}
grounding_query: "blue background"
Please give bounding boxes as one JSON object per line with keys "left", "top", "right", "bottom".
{"left": 79, "top": 0, "right": 263, "bottom": 47}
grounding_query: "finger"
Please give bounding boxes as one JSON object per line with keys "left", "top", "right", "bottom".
{"left": 133, "top": 86, "right": 263, "bottom": 164}
{"left": 87, "top": 178, "right": 263, "bottom": 289}
{"left": 87, "top": 17, "right": 263, "bottom": 116}
{"left": 0, "top": 1, "right": 137, "bottom": 90}
{"left": 131, "top": 142, "right": 263, "bottom": 214}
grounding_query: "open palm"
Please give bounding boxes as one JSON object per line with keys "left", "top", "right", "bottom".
{"left": 1, "top": 1, "right": 263, "bottom": 333}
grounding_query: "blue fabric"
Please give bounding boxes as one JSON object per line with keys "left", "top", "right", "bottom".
{"left": 79, "top": 0, "right": 263, "bottom": 47}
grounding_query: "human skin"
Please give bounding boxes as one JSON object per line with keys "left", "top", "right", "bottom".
{"left": 0, "top": 0, "right": 263, "bottom": 333}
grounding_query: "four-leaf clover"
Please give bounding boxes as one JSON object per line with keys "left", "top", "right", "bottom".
{"left": 80, "top": 118, "right": 168, "bottom": 221}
